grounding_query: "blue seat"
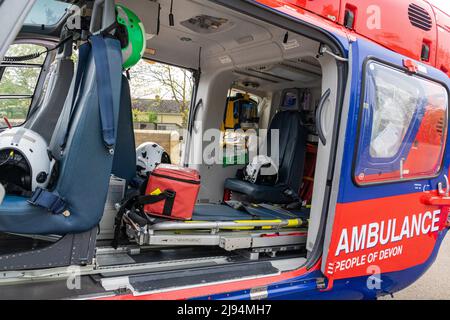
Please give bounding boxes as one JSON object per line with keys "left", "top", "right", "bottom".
{"left": 224, "top": 110, "right": 307, "bottom": 204}
{"left": 0, "top": 37, "right": 123, "bottom": 235}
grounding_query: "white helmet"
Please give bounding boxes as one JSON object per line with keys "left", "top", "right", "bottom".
{"left": 136, "top": 142, "right": 171, "bottom": 177}
{"left": 244, "top": 155, "right": 279, "bottom": 185}
{"left": 0, "top": 128, "right": 55, "bottom": 193}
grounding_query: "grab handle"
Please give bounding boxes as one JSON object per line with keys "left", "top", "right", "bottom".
{"left": 316, "top": 89, "right": 331, "bottom": 146}
{"left": 90, "top": 0, "right": 116, "bottom": 34}
{"left": 189, "top": 99, "right": 203, "bottom": 133}
{"left": 0, "top": 183, "right": 4, "bottom": 206}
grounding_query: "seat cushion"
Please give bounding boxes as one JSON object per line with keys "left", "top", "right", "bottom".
{"left": 0, "top": 196, "right": 71, "bottom": 234}
{"left": 224, "top": 178, "right": 295, "bottom": 204}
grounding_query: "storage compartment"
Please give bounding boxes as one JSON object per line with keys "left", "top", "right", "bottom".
{"left": 143, "top": 164, "right": 201, "bottom": 220}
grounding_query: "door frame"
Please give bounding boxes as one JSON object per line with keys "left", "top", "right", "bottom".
{"left": 209, "top": 0, "right": 349, "bottom": 270}
{"left": 321, "top": 36, "right": 450, "bottom": 285}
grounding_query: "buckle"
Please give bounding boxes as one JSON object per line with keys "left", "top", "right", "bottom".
{"left": 29, "top": 187, "right": 44, "bottom": 204}
{"left": 28, "top": 188, "right": 67, "bottom": 215}
{"left": 48, "top": 197, "right": 67, "bottom": 215}
{"left": 164, "top": 189, "right": 176, "bottom": 199}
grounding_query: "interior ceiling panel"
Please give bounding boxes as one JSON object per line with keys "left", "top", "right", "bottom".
{"left": 251, "top": 64, "right": 319, "bottom": 82}
{"left": 119, "top": 0, "right": 276, "bottom": 63}
{"left": 154, "top": 24, "right": 226, "bottom": 57}
{"left": 118, "top": 0, "right": 322, "bottom": 74}
{"left": 179, "top": 0, "right": 274, "bottom": 53}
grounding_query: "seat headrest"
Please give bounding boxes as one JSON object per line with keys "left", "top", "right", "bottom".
{"left": 279, "top": 88, "right": 302, "bottom": 112}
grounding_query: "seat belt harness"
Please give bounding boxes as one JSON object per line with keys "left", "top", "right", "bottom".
{"left": 90, "top": 35, "right": 116, "bottom": 153}
{"left": 28, "top": 187, "right": 67, "bottom": 215}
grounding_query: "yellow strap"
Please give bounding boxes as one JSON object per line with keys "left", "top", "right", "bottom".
{"left": 150, "top": 188, "right": 162, "bottom": 196}
{"left": 183, "top": 218, "right": 303, "bottom": 230}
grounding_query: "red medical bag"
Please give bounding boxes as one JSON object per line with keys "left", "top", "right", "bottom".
{"left": 143, "top": 164, "right": 201, "bottom": 220}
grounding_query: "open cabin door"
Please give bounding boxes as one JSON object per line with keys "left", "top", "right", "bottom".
{"left": 321, "top": 37, "right": 450, "bottom": 288}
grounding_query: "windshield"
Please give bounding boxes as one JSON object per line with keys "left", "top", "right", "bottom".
{"left": 24, "top": 0, "right": 71, "bottom": 26}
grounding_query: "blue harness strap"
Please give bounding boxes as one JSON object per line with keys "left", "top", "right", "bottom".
{"left": 90, "top": 35, "right": 116, "bottom": 150}
{"left": 32, "top": 44, "right": 92, "bottom": 215}
{"left": 28, "top": 187, "right": 67, "bottom": 215}
{"left": 30, "top": 35, "right": 118, "bottom": 214}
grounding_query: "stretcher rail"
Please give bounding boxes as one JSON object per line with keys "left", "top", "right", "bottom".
{"left": 148, "top": 218, "right": 306, "bottom": 231}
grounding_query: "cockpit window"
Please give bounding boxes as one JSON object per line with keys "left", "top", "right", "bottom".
{"left": 24, "top": 0, "right": 70, "bottom": 26}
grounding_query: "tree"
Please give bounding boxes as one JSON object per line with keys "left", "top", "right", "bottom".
{"left": 129, "top": 60, "right": 193, "bottom": 127}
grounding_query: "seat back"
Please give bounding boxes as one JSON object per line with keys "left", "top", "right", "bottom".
{"left": 112, "top": 75, "right": 136, "bottom": 182}
{"left": 48, "top": 38, "right": 122, "bottom": 234}
{"left": 267, "top": 110, "right": 307, "bottom": 193}
{"left": 25, "top": 41, "right": 74, "bottom": 143}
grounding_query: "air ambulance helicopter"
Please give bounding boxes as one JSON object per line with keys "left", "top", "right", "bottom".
{"left": 0, "top": 0, "right": 448, "bottom": 300}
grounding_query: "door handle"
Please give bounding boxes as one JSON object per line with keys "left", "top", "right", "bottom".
{"left": 316, "top": 88, "right": 331, "bottom": 146}
{"left": 188, "top": 99, "right": 203, "bottom": 134}
{"left": 438, "top": 175, "right": 449, "bottom": 197}
{"left": 0, "top": 183, "right": 4, "bottom": 206}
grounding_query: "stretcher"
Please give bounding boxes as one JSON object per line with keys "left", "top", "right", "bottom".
{"left": 124, "top": 203, "right": 309, "bottom": 256}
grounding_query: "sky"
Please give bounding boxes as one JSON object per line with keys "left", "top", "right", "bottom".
{"left": 25, "top": 0, "right": 69, "bottom": 26}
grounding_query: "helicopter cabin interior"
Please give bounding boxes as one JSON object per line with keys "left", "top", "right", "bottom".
{"left": 0, "top": 0, "right": 344, "bottom": 285}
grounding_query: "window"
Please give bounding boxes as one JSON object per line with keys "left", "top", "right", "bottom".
{"left": 354, "top": 61, "right": 448, "bottom": 185}
{"left": 128, "top": 60, "right": 193, "bottom": 165}
{"left": 24, "top": 0, "right": 70, "bottom": 26}
{"left": 0, "top": 44, "right": 47, "bottom": 128}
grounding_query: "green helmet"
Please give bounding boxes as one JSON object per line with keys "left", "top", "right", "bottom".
{"left": 115, "top": 4, "right": 146, "bottom": 69}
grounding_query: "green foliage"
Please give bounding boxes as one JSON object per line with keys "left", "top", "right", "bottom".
{"left": 0, "top": 66, "right": 41, "bottom": 96}
{"left": 5, "top": 44, "right": 46, "bottom": 64}
{"left": 0, "top": 99, "right": 31, "bottom": 122}
{"left": 129, "top": 60, "right": 193, "bottom": 129}
{"left": 132, "top": 108, "right": 157, "bottom": 124}
{"left": 147, "top": 111, "right": 157, "bottom": 123}
{"left": 0, "top": 44, "right": 46, "bottom": 126}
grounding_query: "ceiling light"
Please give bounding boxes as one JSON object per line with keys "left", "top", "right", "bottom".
{"left": 180, "top": 15, "right": 232, "bottom": 34}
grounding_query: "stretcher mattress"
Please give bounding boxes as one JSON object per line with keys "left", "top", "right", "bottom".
{"left": 191, "top": 204, "right": 310, "bottom": 221}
